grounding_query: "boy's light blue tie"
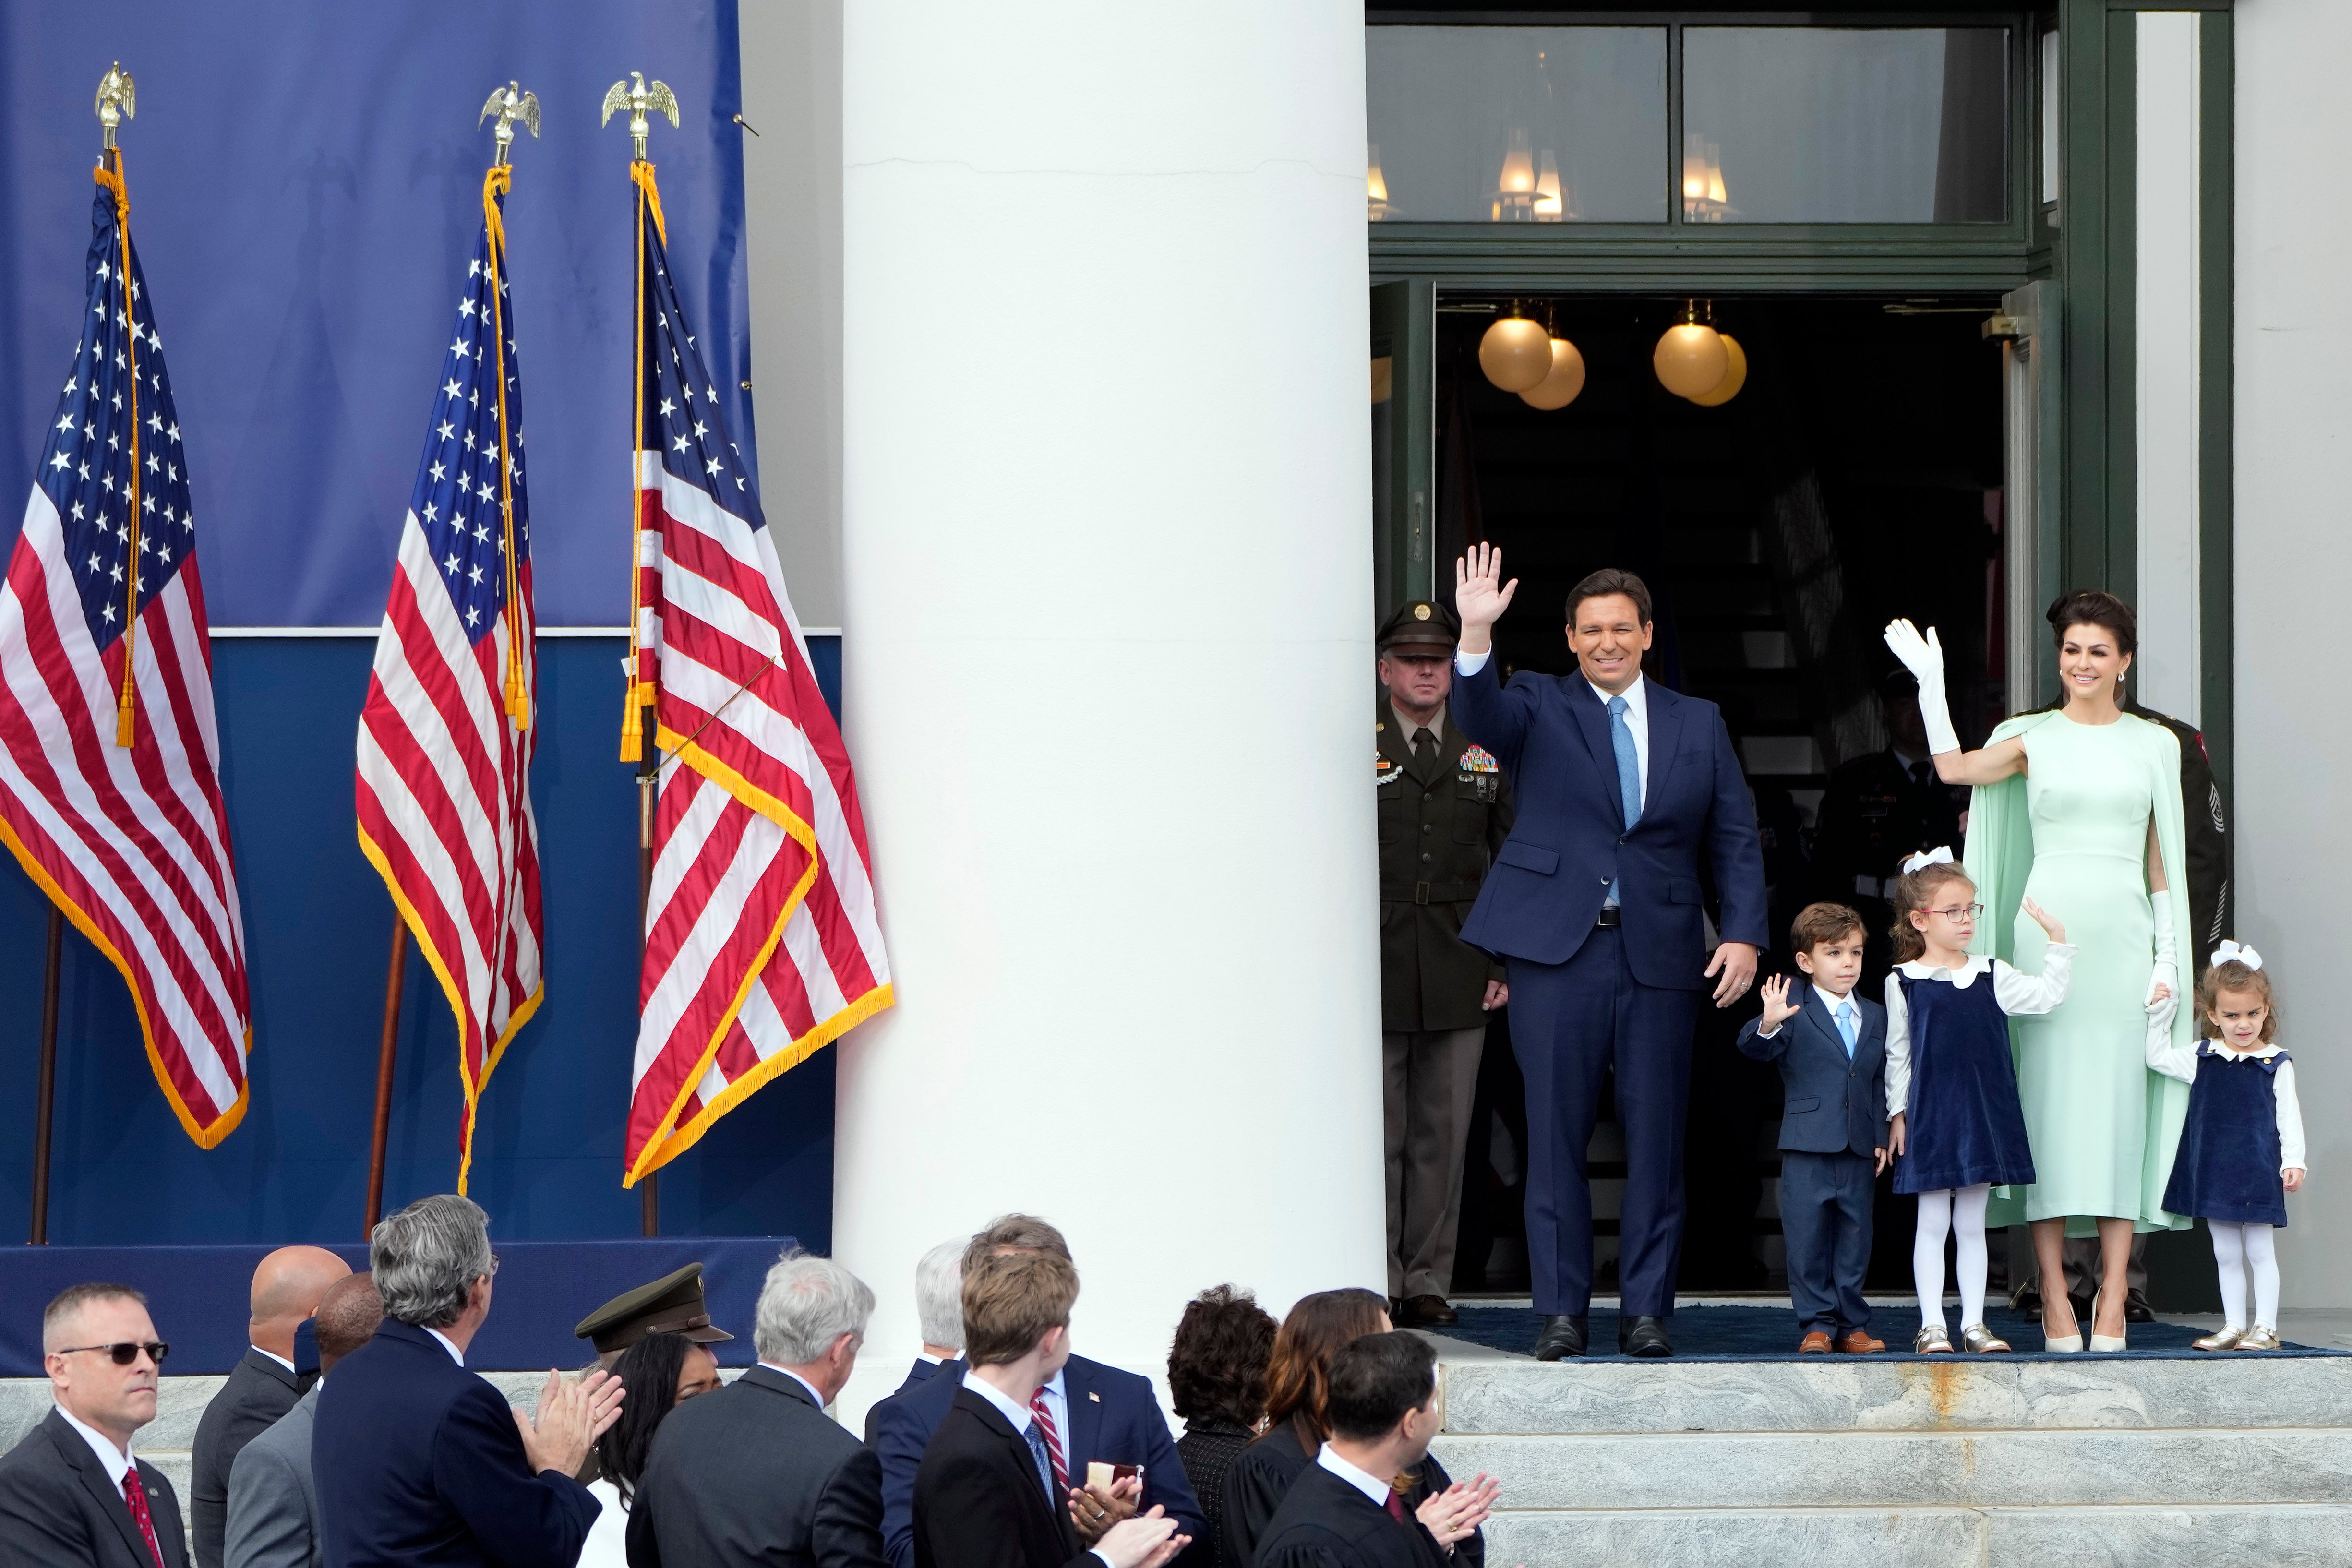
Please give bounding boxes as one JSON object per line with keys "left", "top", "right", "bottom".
{"left": 1023, "top": 1420, "right": 1057, "bottom": 1507}
{"left": 1608, "top": 694, "right": 1640, "bottom": 906}
{"left": 1835, "top": 1000, "right": 1858, "bottom": 1059}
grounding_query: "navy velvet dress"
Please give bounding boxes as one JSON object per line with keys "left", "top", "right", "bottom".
{"left": 1894, "top": 970, "right": 2036, "bottom": 1195}
{"left": 2161, "top": 1045, "right": 2292, "bottom": 1227}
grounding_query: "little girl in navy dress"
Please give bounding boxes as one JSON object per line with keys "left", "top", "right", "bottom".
{"left": 1885, "top": 850, "right": 2073, "bottom": 1354}
{"left": 2148, "top": 942, "right": 2307, "bottom": 1351}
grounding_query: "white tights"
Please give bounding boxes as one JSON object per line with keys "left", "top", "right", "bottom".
{"left": 2210, "top": 1221, "right": 2280, "bottom": 1329}
{"left": 1914, "top": 1184, "right": 1992, "bottom": 1328}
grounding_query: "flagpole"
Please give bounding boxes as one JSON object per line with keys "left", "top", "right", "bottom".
{"left": 364, "top": 915, "right": 408, "bottom": 1234}
{"left": 609, "top": 71, "right": 678, "bottom": 1236}
{"left": 26, "top": 908, "right": 62, "bottom": 1244}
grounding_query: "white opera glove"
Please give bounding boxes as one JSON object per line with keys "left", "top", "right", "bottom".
{"left": 1882, "top": 619, "right": 1961, "bottom": 756}
{"left": 2147, "top": 900, "right": 2179, "bottom": 1026}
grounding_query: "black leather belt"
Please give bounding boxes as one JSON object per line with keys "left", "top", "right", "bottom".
{"left": 1595, "top": 906, "right": 1622, "bottom": 928}
{"left": 1381, "top": 881, "right": 1482, "bottom": 905}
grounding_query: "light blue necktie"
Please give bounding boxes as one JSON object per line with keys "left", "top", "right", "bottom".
{"left": 1833, "top": 999, "right": 1858, "bottom": 1059}
{"left": 1022, "top": 1419, "right": 1057, "bottom": 1507}
{"left": 1607, "top": 694, "right": 1641, "bottom": 906}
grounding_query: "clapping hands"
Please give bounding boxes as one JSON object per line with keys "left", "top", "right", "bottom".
{"left": 512, "top": 1366, "right": 623, "bottom": 1479}
{"left": 1416, "top": 1471, "right": 1502, "bottom": 1545}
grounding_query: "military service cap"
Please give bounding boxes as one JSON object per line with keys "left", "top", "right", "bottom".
{"left": 573, "top": 1262, "right": 734, "bottom": 1357}
{"left": 1377, "top": 599, "right": 1460, "bottom": 655}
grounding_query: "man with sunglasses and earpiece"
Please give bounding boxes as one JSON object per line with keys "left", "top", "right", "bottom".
{"left": 0, "top": 1282, "right": 186, "bottom": 1568}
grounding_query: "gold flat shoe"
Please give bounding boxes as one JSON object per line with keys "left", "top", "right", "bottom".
{"left": 1960, "top": 1322, "right": 2011, "bottom": 1353}
{"left": 2193, "top": 1326, "right": 2245, "bottom": 1351}
{"left": 2237, "top": 1325, "right": 2283, "bottom": 1352}
{"left": 1913, "top": 1323, "right": 1955, "bottom": 1354}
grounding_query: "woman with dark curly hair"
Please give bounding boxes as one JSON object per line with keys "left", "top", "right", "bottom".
{"left": 578, "top": 1331, "right": 723, "bottom": 1568}
{"left": 1166, "top": 1286, "right": 1277, "bottom": 1567}
{"left": 1220, "top": 1288, "right": 1486, "bottom": 1568}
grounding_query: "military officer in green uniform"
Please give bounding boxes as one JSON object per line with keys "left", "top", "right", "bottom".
{"left": 1376, "top": 598, "right": 1513, "bottom": 1329}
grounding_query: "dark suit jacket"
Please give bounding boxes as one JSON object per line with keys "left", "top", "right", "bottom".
{"left": 1220, "top": 1424, "right": 1475, "bottom": 1568}
{"left": 193, "top": 1349, "right": 308, "bottom": 1568}
{"left": 1451, "top": 662, "right": 1767, "bottom": 987}
{"left": 0, "top": 1408, "right": 189, "bottom": 1568}
{"left": 911, "top": 1388, "right": 1088, "bottom": 1568}
{"left": 876, "top": 1358, "right": 1202, "bottom": 1568}
{"left": 628, "top": 1365, "right": 885, "bottom": 1568}
{"left": 1253, "top": 1463, "right": 1442, "bottom": 1568}
{"left": 312, "top": 1319, "right": 598, "bottom": 1568}
{"left": 1736, "top": 979, "right": 1889, "bottom": 1155}
{"left": 863, "top": 1358, "right": 948, "bottom": 1445}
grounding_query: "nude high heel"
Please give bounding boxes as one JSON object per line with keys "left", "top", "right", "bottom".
{"left": 2042, "top": 1298, "right": 2083, "bottom": 1353}
{"left": 2088, "top": 1289, "right": 2128, "bottom": 1353}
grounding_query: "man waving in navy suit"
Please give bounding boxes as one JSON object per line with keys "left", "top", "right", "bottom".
{"left": 1450, "top": 548, "right": 1767, "bottom": 1360}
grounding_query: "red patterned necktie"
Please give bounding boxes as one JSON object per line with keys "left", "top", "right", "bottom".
{"left": 1027, "top": 1390, "right": 1068, "bottom": 1490}
{"left": 121, "top": 1467, "right": 168, "bottom": 1568}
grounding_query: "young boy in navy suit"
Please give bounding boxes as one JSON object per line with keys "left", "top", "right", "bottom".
{"left": 1739, "top": 903, "right": 1891, "bottom": 1354}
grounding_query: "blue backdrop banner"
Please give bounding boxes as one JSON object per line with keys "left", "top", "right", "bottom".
{"left": 0, "top": 0, "right": 756, "bottom": 628}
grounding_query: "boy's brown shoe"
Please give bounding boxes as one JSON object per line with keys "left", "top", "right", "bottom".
{"left": 1798, "top": 1331, "right": 1834, "bottom": 1353}
{"left": 1836, "top": 1329, "right": 1885, "bottom": 1353}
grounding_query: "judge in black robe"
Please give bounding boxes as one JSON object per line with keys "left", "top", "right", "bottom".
{"left": 1221, "top": 1416, "right": 1481, "bottom": 1568}
{"left": 1253, "top": 1459, "right": 1445, "bottom": 1568}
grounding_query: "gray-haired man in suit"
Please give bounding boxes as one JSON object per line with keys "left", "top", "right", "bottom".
{"left": 223, "top": 1275, "right": 384, "bottom": 1568}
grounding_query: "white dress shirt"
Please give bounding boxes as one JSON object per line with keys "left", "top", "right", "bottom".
{"left": 759, "top": 1361, "right": 830, "bottom": 1411}
{"left": 2145, "top": 1037, "right": 2308, "bottom": 1173}
{"left": 54, "top": 1404, "right": 132, "bottom": 1486}
{"left": 1315, "top": 1445, "right": 1394, "bottom": 1510}
{"left": 424, "top": 1327, "right": 466, "bottom": 1366}
{"left": 251, "top": 1345, "right": 297, "bottom": 1375}
{"left": 1883, "top": 946, "right": 2075, "bottom": 1118}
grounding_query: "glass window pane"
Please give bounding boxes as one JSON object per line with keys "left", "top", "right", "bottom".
{"left": 1367, "top": 27, "right": 1669, "bottom": 224}
{"left": 1682, "top": 29, "right": 2009, "bottom": 223}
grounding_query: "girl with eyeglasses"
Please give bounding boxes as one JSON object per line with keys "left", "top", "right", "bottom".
{"left": 1884, "top": 851, "right": 2071, "bottom": 1354}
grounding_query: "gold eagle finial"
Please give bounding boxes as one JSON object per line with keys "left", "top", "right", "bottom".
{"left": 478, "top": 81, "right": 542, "bottom": 167}
{"left": 600, "top": 71, "right": 680, "bottom": 161}
{"left": 95, "top": 62, "right": 135, "bottom": 153}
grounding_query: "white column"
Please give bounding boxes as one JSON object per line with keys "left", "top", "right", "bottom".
{"left": 2237, "top": 0, "right": 2352, "bottom": 1310}
{"left": 831, "top": 4, "right": 1381, "bottom": 1422}
{"left": 2134, "top": 12, "right": 2201, "bottom": 723}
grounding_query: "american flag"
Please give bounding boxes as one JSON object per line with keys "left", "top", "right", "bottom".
{"left": 355, "top": 171, "right": 542, "bottom": 1191}
{"left": 0, "top": 162, "right": 250, "bottom": 1145}
{"left": 622, "top": 165, "right": 890, "bottom": 1185}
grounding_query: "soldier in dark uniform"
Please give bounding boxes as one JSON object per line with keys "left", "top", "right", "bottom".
{"left": 1810, "top": 670, "right": 1967, "bottom": 997}
{"left": 1375, "top": 599, "right": 1513, "bottom": 1329}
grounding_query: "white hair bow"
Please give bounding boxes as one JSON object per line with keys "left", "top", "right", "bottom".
{"left": 2212, "top": 940, "right": 2264, "bottom": 972}
{"left": 1901, "top": 846, "right": 1956, "bottom": 875}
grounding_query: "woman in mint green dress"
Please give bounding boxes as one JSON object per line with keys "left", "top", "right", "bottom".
{"left": 1885, "top": 591, "right": 2193, "bottom": 1351}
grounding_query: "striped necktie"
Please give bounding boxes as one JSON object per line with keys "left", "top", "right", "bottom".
{"left": 1028, "top": 1389, "right": 1068, "bottom": 1490}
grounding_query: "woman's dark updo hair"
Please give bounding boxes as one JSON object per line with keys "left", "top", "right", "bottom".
{"left": 593, "top": 1330, "right": 700, "bottom": 1506}
{"left": 1167, "top": 1284, "right": 1277, "bottom": 1431}
{"left": 2045, "top": 590, "right": 2138, "bottom": 656}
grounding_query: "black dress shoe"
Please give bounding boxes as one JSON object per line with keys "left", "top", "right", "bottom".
{"left": 1532, "top": 1314, "right": 1587, "bottom": 1360}
{"left": 1396, "top": 1294, "right": 1459, "bottom": 1329}
{"left": 1619, "top": 1315, "right": 1674, "bottom": 1358}
{"left": 2125, "top": 1288, "right": 2155, "bottom": 1324}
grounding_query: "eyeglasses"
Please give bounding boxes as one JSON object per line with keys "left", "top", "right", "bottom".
{"left": 56, "top": 1342, "right": 168, "bottom": 1367}
{"left": 1927, "top": 903, "right": 1985, "bottom": 920}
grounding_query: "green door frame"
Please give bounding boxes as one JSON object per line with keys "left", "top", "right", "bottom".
{"left": 1366, "top": 2, "right": 2235, "bottom": 784}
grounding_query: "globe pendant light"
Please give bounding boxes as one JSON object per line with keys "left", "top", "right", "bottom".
{"left": 1479, "top": 311, "right": 1553, "bottom": 393}
{"left": 1521, "top": 336, "right": 1586, "bottom": 410}
{"left": 1653, "top": 299, "right": 1728, "bottom": 398}
{"left": 1689, "top": 333, "right": 1748, "bottom": 407}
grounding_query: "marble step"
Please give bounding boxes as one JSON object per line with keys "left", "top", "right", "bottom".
{"left": 1438, "top": 1353, "right": 2352, "bottom": 1435}
{"left": 1480, "top": 1501, "right": 2352, "bottom": 1568}
{"left": 1431, "top": 1427, "right": 2352, "bottom": 1510}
